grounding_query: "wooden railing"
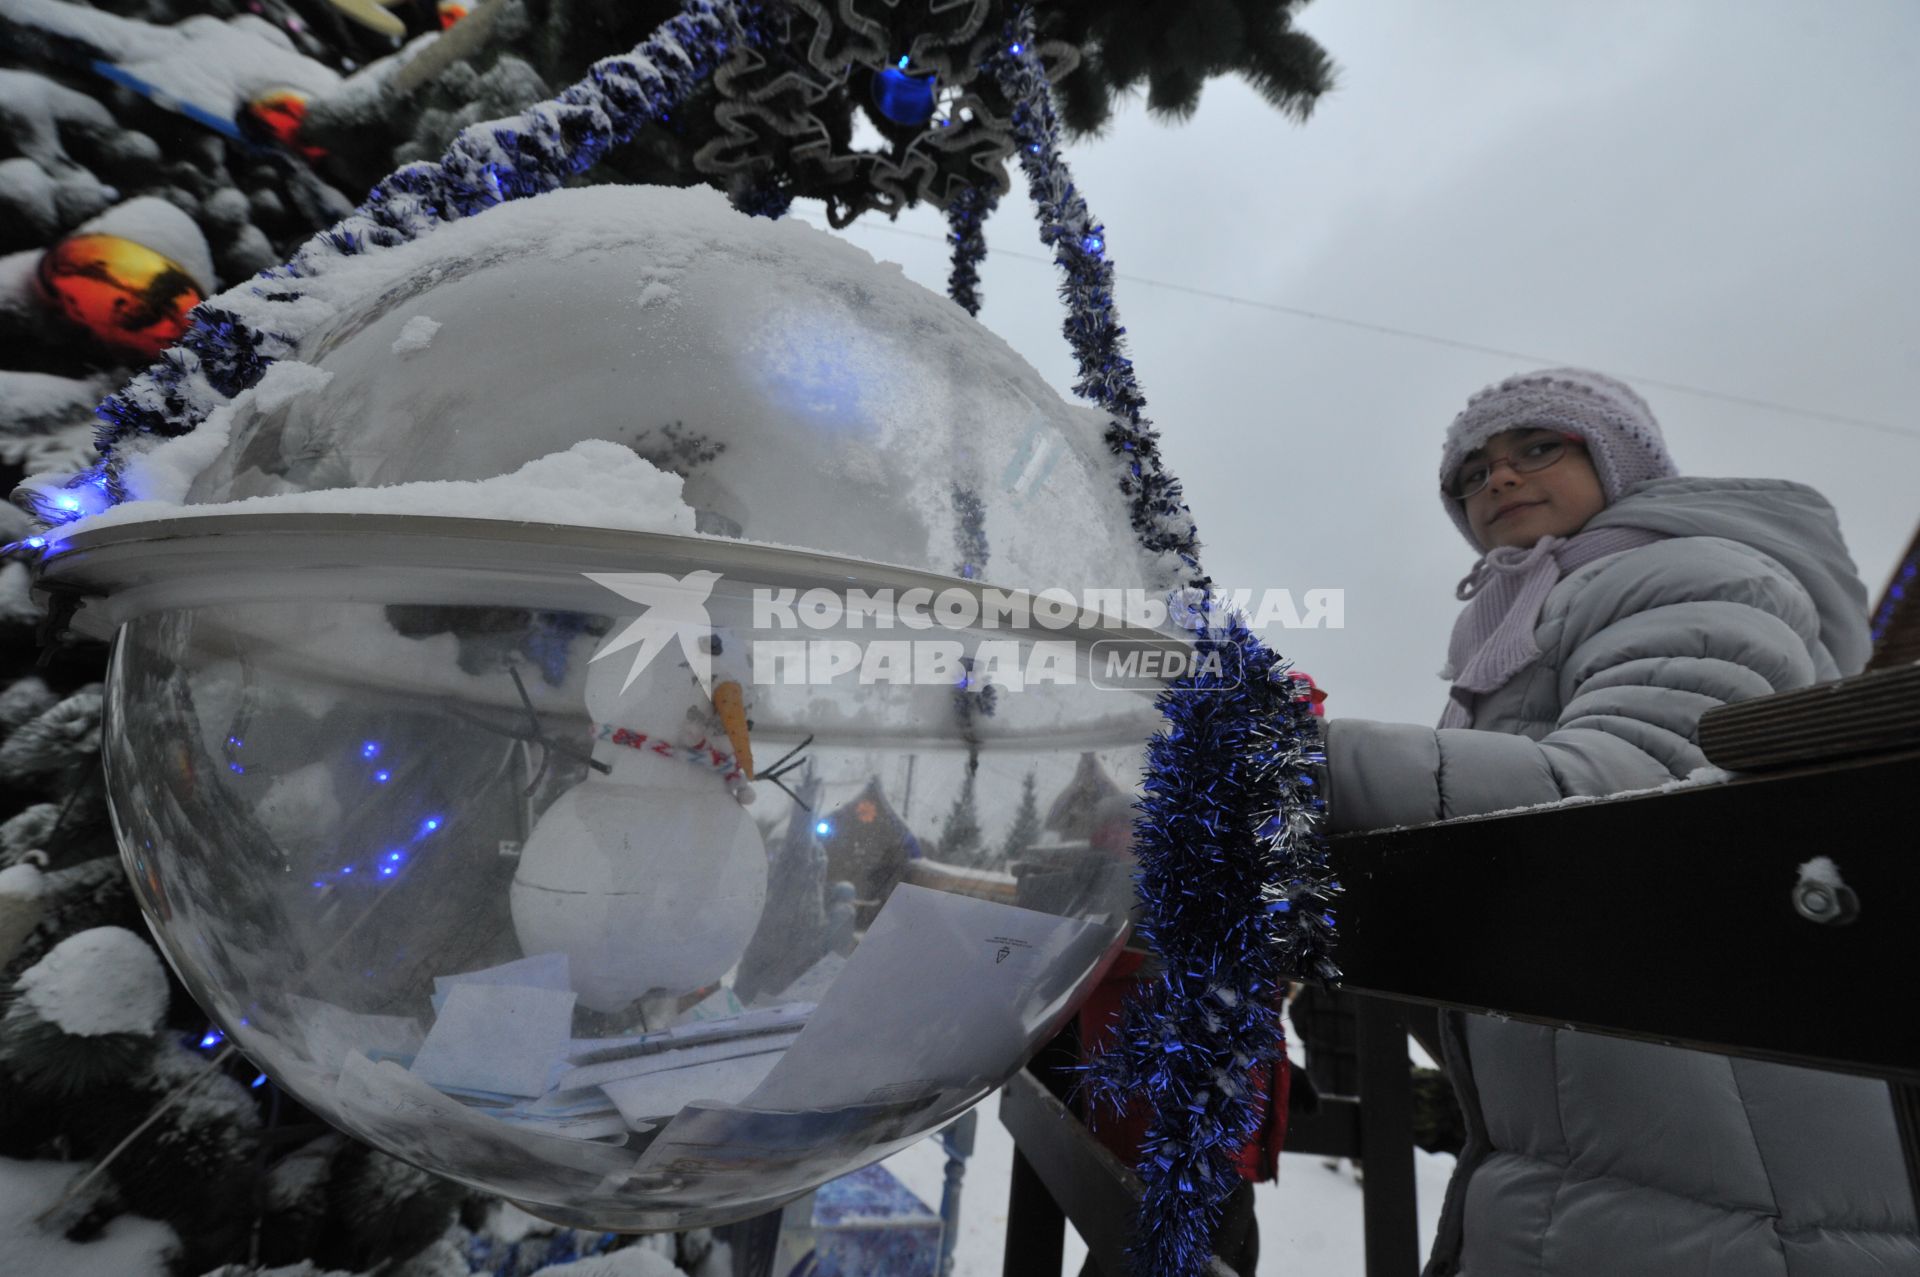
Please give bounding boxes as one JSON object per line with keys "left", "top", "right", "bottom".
{"left": 1000, "top": 662, "right": 1920, "bottom": 1275}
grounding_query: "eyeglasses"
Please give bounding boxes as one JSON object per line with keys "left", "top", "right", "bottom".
{"left": 1447, "top": 434, "right": 1583, "bottom": 500}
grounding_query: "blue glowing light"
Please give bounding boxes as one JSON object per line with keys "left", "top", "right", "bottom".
{"left": 423, "top": 817, "right": 441, "bottom": 832}
{"left": 897, "top": 55, "right": 909, "bottom": 68}
{"left": 340, "top": 865, "right": 353, "bottom": 874}
{"left": 198, "top": 1029, "right": 224, "bottom": 1048}
{"left": 24, "top": 537, "right": 44, "bottom": 550}
{"left": 228, "top": 763, "right": 246, "bottom": 774}
{"left": 361, "top": 741, "right": 381, "bottom": 759}
{"left": 312, "top": 880, "right": 326, "bottom": 889}
{"left": 1081, "top": 233, "right": 1104, "bottom": 254}
{"left": 1028, "top": 143, "right": 1041, "bottom": 154}
{"left": 872, "top": 63, "right": 938, "bottom": 127}
{"left": 373, "top": 770, "right": 391, "bottom": 784}
{"left": 387, "top": 851, "right": 404, "bottom": 863}
{"left": 379, "top": 866, "right": 396, "bottom": 877}
{"left": 251, "top": 1074, "right": 267, "bottom": 1089}
{"left": 815, "top": 820, "right": 832, "bottom": 836}
{"left": 1009, "top": 42, "right": 1023, "bottom": 55}
{"left": 754, "top": 312, "right": 874, "bottom": 433}
{"left": 36, "top": 476, "right": 113, "bottom": 524}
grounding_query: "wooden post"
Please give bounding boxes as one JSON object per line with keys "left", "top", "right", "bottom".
{"left": 1357, "top": 998, "right": 1421, "bottom": 1277}
{"left": 1003, "top": 1146, "right": 1066, "bottom": 1277}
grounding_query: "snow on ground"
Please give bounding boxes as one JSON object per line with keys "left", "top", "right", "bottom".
{"left": 882, "top": 1064, "right": 1454, "bottom": 1274}
{"left": 0, "top": 1157, "right": 178, "bottom": 1277}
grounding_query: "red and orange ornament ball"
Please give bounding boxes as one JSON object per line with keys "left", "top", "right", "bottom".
{"left": 243, "top": 86, "right": 328, "bottom": 161}
{"left": 36, "top": 233, "right": 204, "bottom": 358}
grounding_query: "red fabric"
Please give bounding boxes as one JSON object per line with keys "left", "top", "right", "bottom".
{"left": 1075, "top": 950, "right": 1291, "bottom": 1184}
{"left": 1072, "top": 671, "right": 1316, "bottom": 1182}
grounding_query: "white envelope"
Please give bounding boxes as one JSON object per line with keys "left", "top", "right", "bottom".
{"left": 410, "top": 982, "right": 576, "bottom": 1098}
{"left": 430, "top": 951, "right": 571, "bottom": 1014}
{"left": 596, "top": 1049, "right": 787, "bottom": 1127}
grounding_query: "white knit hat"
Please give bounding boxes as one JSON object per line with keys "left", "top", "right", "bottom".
{"left": 1439, "top": 367, "right": 1678, "bottom": 550}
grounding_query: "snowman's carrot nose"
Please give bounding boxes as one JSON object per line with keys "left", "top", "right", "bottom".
{"left": 713, "top": 680, "right": 754, "bottom": 780}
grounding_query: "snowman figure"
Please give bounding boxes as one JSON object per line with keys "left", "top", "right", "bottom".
{"left": 509, "top": 628, "right": 768, "bottom": 1013}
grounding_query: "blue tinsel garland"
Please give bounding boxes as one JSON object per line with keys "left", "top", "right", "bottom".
{"left": 730, "top": 178, "right": 797, "bottom": 220}
{"left": 1869, "top": 554, "right": 1914, "bottom": 647}
{"left": 985, "top": 20, "right": 1205, "bottom": 593}
{"left": 944, "top": 183, "right": 998, "bottom": 318}
{"left": 1097, "top": 622, "right": 1337, "bottom": 1274}
{"left": 987, "top": 12, "right": 1338, "bottom": 1274}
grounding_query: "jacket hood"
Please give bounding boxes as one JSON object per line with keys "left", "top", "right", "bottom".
{"left": 1587, "top": 476, "right": 1872, "bottom": 675}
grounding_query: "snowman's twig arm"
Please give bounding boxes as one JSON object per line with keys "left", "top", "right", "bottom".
{"left": 756, "top": 734, "right": 815, "bottom": 783}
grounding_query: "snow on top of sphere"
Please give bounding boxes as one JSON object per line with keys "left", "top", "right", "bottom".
{"left": 87, "top": 431, "right": 697, "bottom": 538}
{"left": 17, "top": 925, "right": 169, "bottom": 1037}
{"left": 94, "top": 184, "right": 1156, "bottom": 595}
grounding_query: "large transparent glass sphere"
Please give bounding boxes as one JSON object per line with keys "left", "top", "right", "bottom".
{"left": 59, "top": 186, "right": 1180, "bottom": 1230}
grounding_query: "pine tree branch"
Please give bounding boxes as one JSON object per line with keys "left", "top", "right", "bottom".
{"left": 34, "top": 1042, "right": 239, "bottom": 1225}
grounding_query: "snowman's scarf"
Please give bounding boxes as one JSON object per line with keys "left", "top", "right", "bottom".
{"left": 596, "top": 722, "right": 749, "bottom": 793}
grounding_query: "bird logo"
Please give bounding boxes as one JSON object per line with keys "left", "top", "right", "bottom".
{"left": 583, "top": 570, "right": 723, "bottom": 695}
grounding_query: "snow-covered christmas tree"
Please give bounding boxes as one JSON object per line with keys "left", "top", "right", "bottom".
{"left": 998, "top": 770, "right": 1041, "bottom": 863}
{"left": 0, "top": 3, "right": 1334, "bottom": 1273}
{"left": 935, "top": 770, "right": 985, "bottom": 868}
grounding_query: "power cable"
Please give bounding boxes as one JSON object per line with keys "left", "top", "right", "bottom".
{"left": 810, "top": 215, "right": 1918, "bottom": 443}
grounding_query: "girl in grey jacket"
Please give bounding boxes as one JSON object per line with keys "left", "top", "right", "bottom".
{"left": 1321, "top": 368, "right": 1919, "bottom": 1276}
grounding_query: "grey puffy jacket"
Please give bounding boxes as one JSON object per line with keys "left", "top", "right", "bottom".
{"left": 1322, "top": 477, "right": 1919, "bottom": 1275}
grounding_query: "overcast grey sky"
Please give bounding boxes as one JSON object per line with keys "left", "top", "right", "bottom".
{"left": 798, "top": 0, "right": 1919, "bottom": 725}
